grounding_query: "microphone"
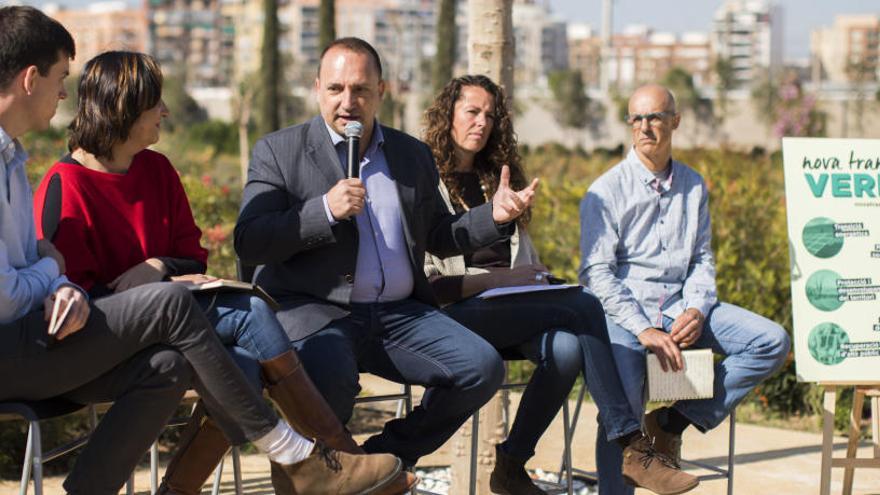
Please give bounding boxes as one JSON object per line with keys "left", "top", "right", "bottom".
{"left": 344, "top": 121, "right": 363, "bottom": 179}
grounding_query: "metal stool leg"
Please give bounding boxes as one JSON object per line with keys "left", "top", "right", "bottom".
{"left": 32, "top": 421, "right": 43, "bottom": 495}
{"left": 562, "top": 400, "right": 573, "bottom": 495}
{"left": 558, "top": 383, "right": 586, "bottom": 481}
{"left": 212, "top": 455, "right": 225, "bottom": 495}
{"left": 232, "top": 446, "right": 243, "bottom": 495}
{"left": 469, "top": 410, "right": 479, "bottom": 495}
{"left": 126, "top": 474, "right": 134, "bottom": 495}
{"left": 20, "top": 421, "right": 37, "bottom": 495}
{"left": 150, "top": 441, "right": 159, "bottom": 494}
{"left": 727, "top": 409, "right": 736, "bottom": 495}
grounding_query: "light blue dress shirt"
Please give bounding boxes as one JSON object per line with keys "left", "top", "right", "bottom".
{"left": 0, "top": 126, "right": 71, "bottom": 324}
{"left": 579, "top": 147, "right": 717, "bottom": 337}
{"left": 322, "top": 121, "right": 414, "bottom": 303}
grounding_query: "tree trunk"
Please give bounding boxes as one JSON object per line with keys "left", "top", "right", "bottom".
{"left": 319, "top": 0, "right": 336, "bottom": 52}
{"left": 450, "top": 1, "right": 514, "bottom": 493}
{"left": 432, "top": 0, "right": 457, "bottom": 93}
{"left": 237, "top": 86, "right": 254, "bottom": 188}
{"left": 258, "top": 0, "right": 280, "bottom": 136}
{"left": 466, "top": 0, "right": 514, "bottom": 95}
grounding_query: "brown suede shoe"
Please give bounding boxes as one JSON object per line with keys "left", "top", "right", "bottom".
{"left": 270, "top": 441, "right": 402, "bottom": 495}
{"left": 645, "top": 408, "right": 683, "bottom": 468}
{"left": 373, "top": 470, "right": 420, "bottom": 495}
{"left": 489, "top": 444, "right": 547, "bottom": 494}
{"left": 622, "top": 435, "right": 698, "bottom": 495}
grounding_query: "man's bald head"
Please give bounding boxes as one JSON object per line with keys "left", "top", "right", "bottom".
{"left": 628, "top": 84, "right": 676, "bottom": 115}
{"left": 627, "top": 84, "right": 680, "bottom": 172}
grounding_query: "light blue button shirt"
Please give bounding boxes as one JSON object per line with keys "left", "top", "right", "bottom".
{"left": 0, "top": 126, "right": 71, "bottom": 324}
{"left": 322, "top": 121, "right": 414, "bottom": 303}
{"left": 579, "top": 148, "right": 717, "bottom": 336}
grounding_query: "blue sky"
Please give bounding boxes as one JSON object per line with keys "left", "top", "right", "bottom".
{"left": 31, "top": 0, "right": 878, "bottom": 61}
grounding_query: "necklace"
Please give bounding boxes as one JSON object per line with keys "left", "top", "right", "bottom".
{"left": 453, "top": 173, "right": 489, "bottom": 212}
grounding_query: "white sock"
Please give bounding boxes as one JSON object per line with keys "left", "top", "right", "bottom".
{"left": 252, "top": 420, "right": 315, "bottom": 465}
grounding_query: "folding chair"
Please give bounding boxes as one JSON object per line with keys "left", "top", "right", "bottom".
{"left": 0, "top": 398, "right": 139, "bottom": 495}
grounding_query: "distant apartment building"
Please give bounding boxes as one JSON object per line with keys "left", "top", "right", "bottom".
{"left": 711, "top": 0, "right": 783, "bottom": 87}
{"left": 223, "top": 0, "right": 433, "bottom": 88}
{"left": 46, "top": 2, "right": 148, "bottom": 72}
{"left": 811, "top": 14, "right": 880, "bottom": 84}
{"left": 567, "top": 23, "right": 601, "bottom": 87}
{"left": 511, "top": 1, "right": 568, "bottom": 88}
{"left": 567, "top": 24, "right": 711, "bottom": 90}
{"left": 146, "top": 0, "right": 234, "bottom": 87}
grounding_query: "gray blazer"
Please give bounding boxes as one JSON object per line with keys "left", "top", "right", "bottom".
{"left": 234, "top": 116, "right": 507, "bottom": 341}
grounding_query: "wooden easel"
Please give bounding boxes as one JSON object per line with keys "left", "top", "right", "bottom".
{"left": 819, "top": 382, "right": 880, "bottom": 495}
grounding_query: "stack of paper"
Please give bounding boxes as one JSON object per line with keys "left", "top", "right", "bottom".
{"left": 647, "top": 349, "right": 714, "bottom": 402}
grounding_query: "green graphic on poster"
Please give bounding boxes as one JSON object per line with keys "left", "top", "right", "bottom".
{"left": 805, "top": 270, "right": 843, "bottom": 311}
{"left": 802, "top": 217, "right": 843, "bottom": 258}
{"left": 807, "top": 322, "right": 849, "bottom": 366}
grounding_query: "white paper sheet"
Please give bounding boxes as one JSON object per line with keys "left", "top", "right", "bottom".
{"left": 476, "top": 284, "right": 579, "bottom": 299}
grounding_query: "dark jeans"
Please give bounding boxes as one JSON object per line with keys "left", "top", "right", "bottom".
{"left": 443, "top": 287, "right": 642, "bottom": 461}
{"left": 0, "top": 283, "right": 277, "bottom": 495}
{"left": 291, "top": 298, "right": 505, "bottom": 466}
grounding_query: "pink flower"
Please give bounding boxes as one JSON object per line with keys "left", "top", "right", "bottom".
{"left": 204, "top": 224, "right": 228, "bottom": 245}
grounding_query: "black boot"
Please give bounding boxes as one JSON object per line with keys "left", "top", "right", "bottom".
{"left": 489, "top": 444, "right": 547, "bottom": 495}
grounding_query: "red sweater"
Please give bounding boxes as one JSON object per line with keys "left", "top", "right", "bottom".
{"left": 33, "top": 149, "right": 208, "bottom": 292}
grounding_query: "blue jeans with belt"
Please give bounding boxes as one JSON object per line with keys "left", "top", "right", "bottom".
{"left": 595, "top": 302, "right": 791, "bottom": 494}
{"left": 196, "top": 292, "right": 291, "bottom": 390}
{"left": 442, "top": 287, "right": 642, "bottom": 461}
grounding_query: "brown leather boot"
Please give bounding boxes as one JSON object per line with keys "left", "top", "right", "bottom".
{"left": 157, "top": 408, "right": 230, "bottom": 495}
{"left": 262, "top": 349, "right": 364, "bottom": 454}
{"left": 622, "top": 434, "right": 698, "bottom": 495}
{"left": 489, "top": 444, "right": 547, "bottom": 494}
{"left": 270, "top": 441, "right": 402, "bottom": 495}
{"left": 645, "top": 407, "right": 683, "bottom": 468}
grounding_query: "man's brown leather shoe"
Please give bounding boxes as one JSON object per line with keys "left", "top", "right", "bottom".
{"left": 373, "top": 470, "right": 420, "bottom": 495}
{"left": 270, "top": 441, "right": 402, "bottom": 495}
{"left": 621, "top": 434, "right": 698, "bottom": 495}
{"left": 645, "top": 407, "right": 684, "bottom": 468}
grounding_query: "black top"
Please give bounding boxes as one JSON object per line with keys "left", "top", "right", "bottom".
{"left": 450, "top": 172, "right": 511, "bottom": 268}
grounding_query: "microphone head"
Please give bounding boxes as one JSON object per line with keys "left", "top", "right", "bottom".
{"left": 344, "top": 121, "right": 364, "bottom": 139}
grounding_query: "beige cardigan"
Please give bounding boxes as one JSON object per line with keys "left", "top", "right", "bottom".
{"left": 423, "top": 180, "right": 541, "bottom": 279}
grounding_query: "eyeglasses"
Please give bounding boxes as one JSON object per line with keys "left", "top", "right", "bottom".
{"left": 625, "top": 111, "right": 676, "bottom": 128}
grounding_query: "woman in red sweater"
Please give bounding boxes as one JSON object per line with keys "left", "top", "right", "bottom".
{"left": 33, "top": 51, "right": 411, "bottom": 495}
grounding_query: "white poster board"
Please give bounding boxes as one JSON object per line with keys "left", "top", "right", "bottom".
{"left": 782, "top": 137, "right": 880, "bottom": 382}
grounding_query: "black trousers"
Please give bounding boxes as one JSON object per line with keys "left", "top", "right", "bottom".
{"left": 0, "top": 282, "right": 277, "bottom": 495}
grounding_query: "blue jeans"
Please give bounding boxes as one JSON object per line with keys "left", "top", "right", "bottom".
{"left": 443, "top": 287, "right": 642, "bottom": 461}
{"left": 196, "top": 292, "right": 291, "bottom": 390}
{"left": 291, "top": 298, "right": 505, "bottom": 466}
{"left": 596, "top": 302, "right": 791, "bottom": 494}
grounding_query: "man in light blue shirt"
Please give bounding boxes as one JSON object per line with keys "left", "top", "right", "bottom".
{"left": 580, "top": 84, "right": 791, "bottom": 495}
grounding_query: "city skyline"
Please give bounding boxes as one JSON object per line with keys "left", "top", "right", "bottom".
{"left": 29, "top": 0, "right": 877, "bottom": 61}
{"left": 553, "top": 0, "right": 873, "bottom": 61}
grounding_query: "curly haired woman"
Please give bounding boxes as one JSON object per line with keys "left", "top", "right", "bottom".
{"left": 422, "top": 75, "right": 698, "bottom": 495}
